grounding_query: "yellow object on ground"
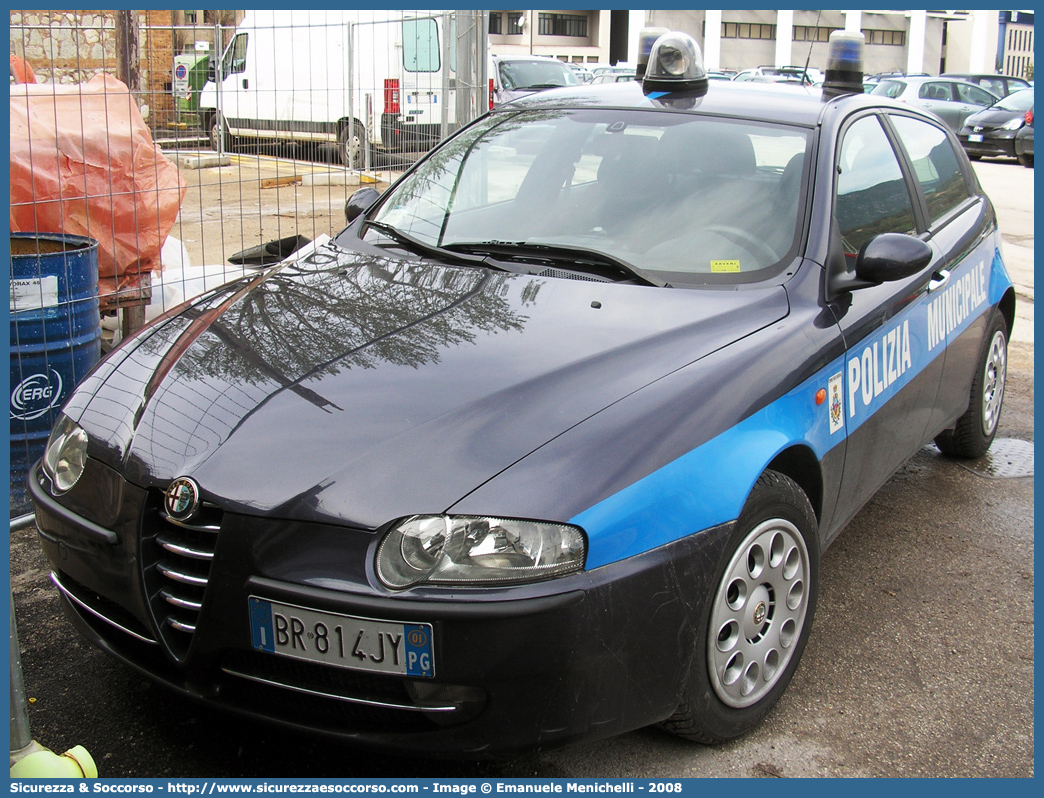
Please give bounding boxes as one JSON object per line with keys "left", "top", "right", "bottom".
{"left": 10, "top": 744, "right": 97, "bottom": 778}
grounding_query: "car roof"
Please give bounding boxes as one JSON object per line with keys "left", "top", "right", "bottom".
{"left": 492, "top": 78, "right": 907, "bottom": 127}
{"left": 943, "top": 72, "right": 1029, "bottom": 82}
{"left": 885, "top": 75, "right": 989, "bottom": 86}
{"left": 493, "top": 54, "right": 567, "bottom": 63}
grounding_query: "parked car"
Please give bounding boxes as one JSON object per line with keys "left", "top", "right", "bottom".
{"left": 942, "top": 72, "right": 1032, "bottom": 98}
{"left": 590, "top": 64, "right": 636, "bottom": 79}
{"left": 490, "top": 54, "right": 580, "bottom": 106}
{"left": 590, "top": 71, "right": 636, "bottom": 84}
{"left": 733, "top": 65, "right": 823, "bottom": 85}
{"left": 1015, "top": 106, "right": 1034, "bottom": 167}
{"left": 870, "top": 76, "right": 1000, "bottom": 131}
{"left": 867, "top": 71, "right": 929, "bottom": 81}
{"left": 34, "top": 32, "right": 1013, "bottom": 758}
{"left": 567, "top": 63, "right": 594, "bottom": 84}
{"left": 957, "top": 88, "right": 1034, "bottom": 160}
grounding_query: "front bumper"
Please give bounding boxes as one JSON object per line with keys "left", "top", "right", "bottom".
{"left": 958, "top": 129, "right": 1019, "bottom": 158}
{"left": 31, "top": 460, "right": 732, "bottom": 757}
{"left": 1015, "top": 129, "right": 1034, "bottom": 158}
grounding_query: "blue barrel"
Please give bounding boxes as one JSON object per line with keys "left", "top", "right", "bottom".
{"left": 10, "top": 233, "right": 101, "bottom": 517}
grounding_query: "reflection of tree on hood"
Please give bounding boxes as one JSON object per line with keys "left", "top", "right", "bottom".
{"left": 125, "top": 245, "right": 542, "bottom": 473}
{"left": 169, "top": 246, "right": 535, "bottom": 393}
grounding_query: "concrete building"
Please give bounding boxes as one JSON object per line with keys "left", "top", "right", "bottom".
{"left": 626, "top": 10, "right": 1032, "bottom": 79}
{"left": 487, "top": 9, "right": 620, "bottom": 65}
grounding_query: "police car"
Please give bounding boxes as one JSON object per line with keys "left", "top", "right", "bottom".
{"left": 32, "top": 32, "right": 1012, "bottom": 756}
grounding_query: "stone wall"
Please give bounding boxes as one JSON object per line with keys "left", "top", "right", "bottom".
{"left": 10, "top": 10, "right": 181, "bottom": 130}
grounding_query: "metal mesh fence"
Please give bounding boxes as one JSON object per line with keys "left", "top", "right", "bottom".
{"left": 8, "top": 9, "right": 487, "bottom": 515}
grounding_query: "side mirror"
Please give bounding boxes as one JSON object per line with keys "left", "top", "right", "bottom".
{"left": 206, "top": 57, "right": 217, "bottom": 84}
{"left": 855, "top": 233, "right": 933, "bottom": 283}
{"left": 344, "top": 187, "right": 381, "bottom": 223}
{"left": 829, "top": 233, "right": 933, "bottom": 296}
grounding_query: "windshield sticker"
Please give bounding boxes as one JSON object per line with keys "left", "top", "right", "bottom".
{"left": 710, "top": 260, "right": 741, "bottom": 273}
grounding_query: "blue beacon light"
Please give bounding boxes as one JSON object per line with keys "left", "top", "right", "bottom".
{"left": 822, "top": 30, "right": 866, "bottom": 98}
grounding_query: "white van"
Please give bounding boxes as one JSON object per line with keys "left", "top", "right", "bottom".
{"left": 199, "top": 9, "right": 459, "bottom": 164}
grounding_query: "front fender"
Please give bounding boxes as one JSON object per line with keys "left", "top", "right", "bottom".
{"left": 449, "top": 318, "right": 847, "bottom": 570}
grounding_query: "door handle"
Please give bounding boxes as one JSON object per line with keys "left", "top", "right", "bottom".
{"left": 928, "top": 269, "right": 951, "bottom": 292}
{"left": 243, "top": 78, "right": 249, "bottom": 89}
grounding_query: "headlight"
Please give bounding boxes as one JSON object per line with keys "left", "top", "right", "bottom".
{"left": 42, "top": 415, "right": 89, "bottom": 493}
{"left": 376, "top": 515, "right": 586, "bottom": 589}
{"left": 1002, "top": 118, "right": 1025, "bottom": 131}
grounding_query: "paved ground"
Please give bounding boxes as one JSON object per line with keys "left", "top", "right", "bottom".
{"left": 9, "top": 156, "right": 1033, "bottom": 779}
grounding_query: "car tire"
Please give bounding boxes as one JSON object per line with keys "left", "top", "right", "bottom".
{"left": 1018, "top": 152, "right": 1034, "bottom": 168}
{"left": 338, "top": 120, "right": 366, "bottom": 167}
{"left": 208, "top": 112, "right": 235, "bottom": 153}
{"left": 934, "top": 311, "right": 1008, "bottom": 458}
{"left": 661, "top": 470, "right": 819, "bottom": 743}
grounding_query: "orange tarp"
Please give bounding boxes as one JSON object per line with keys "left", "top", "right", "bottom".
{"left": 10, "top": 75, "right": 187, "bottom": 297}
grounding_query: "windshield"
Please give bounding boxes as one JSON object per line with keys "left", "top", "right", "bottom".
{"left": 995, "top": 89, "right": 1034, "bottom": 112}
{"left": 499, "top": 60, "right": 579, "bottom": 90}
{"left": 369, "top": 108, "right": 810, "bottom": 285}
{"left": 871, "top": 80, "right": 906, "bottom": 99}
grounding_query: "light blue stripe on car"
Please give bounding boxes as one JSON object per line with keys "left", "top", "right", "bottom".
{"left": 574, "top": 353, "right": 847, "bottom": 570}
{"left": 575, "top": 241, "right": 1011, "bottom": 570}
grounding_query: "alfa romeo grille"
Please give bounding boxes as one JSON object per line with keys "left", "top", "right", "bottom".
{"left": 141, "top": 490, "right": 223, "bottom": 660}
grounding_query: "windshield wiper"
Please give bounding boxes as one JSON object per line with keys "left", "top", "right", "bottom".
{"left": 361, "top": 221, "right": 524, "bottom": 273}
{"left": 445, "top": 241, "right": 668, "bottom": 288}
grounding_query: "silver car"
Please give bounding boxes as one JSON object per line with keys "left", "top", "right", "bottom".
{"left": 490, "top": 55, "right": 580, "bottom": 106}
{"left": 871, "top": 76, "right": 1000, "bottom": 131}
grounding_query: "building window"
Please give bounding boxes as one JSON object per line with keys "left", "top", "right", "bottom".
{"left": 866, "top": 29, "right": 905, "bottom": 47}
{"left": 793, "top": 25, "right": 832, "bottom": 42}
{"left": 489, "top": 12, "right": 502, "bottom": 35}
{"left": 506, "top": 11, "right": 524, "bottom": 36}
{"left": 794, "top": 26, "right": 906, "bottom": 47}
{"left": 538, "top": 13, "right": 587, "bottom": 38}
{"left": 722, "top": 22, "right": 776, "bottom": 40}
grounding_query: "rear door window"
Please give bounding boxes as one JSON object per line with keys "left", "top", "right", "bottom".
{"left": 954, "top": 82, "right": 995, "bottom": 106}
{"left": 977, "top": 76, "right": 1006, "bottom": 96}
{"left": 889, "top": 116, "right": 972, "bottom": 225}
{"left": 403, "top": 18, "right": 440, "bottom": 72}
{"left": 918, "top": 82, "right": 954, "bottom": 101}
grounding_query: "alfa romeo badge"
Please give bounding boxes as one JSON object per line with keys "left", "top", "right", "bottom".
{"left": 164, "top": 477, "right": 200, "bottom": 520}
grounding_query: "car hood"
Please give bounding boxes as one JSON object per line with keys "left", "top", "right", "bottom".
{"left": 963, "top": 107, "right": 1023, "bottom": 130}
{"left": 495, "top": 87, "right": 554, "bottom": 104}
{"left": 75, "top": 242, "right": 789, "bottom": 529}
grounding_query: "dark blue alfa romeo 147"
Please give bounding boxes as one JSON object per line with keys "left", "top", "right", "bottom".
{"left": 32, "top": 33, "right": 1012, "bottom": 757}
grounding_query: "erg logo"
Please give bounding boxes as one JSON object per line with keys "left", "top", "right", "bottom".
{"left": 11, "top": 369, "right": 64, "bottom": 421}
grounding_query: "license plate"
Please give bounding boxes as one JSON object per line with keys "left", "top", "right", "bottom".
{"left": 248, "top": 597, "right": 434, "bottom": 678}
{"left": 968, "top": 134, "right": 984, "bottom": 142}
